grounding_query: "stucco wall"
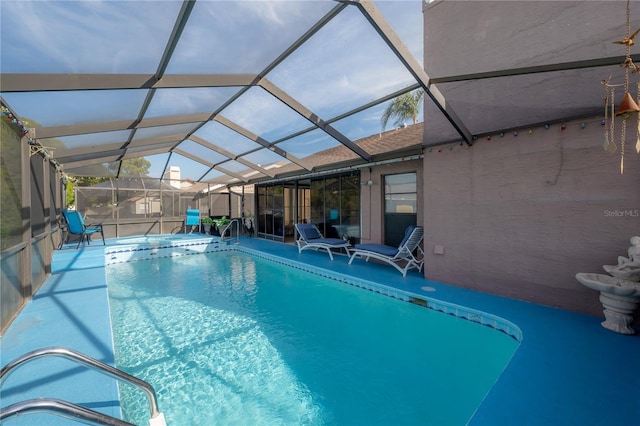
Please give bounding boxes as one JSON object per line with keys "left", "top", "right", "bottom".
{"left": 422, "top": 117, "right": 640, "bottom": 316}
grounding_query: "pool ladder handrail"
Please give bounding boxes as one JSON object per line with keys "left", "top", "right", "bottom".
{"left": 0, "top": 346, "right": 166, "bottom": 426}
{"left": 220, "top": 218, "right": 241, "bottom": 244}
{"left": 0, "top": 398, "right": 134, "bottom": 426}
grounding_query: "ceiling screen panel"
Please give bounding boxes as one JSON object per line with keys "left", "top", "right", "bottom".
{"left": 423, "top": 0, "right": 629, "bottom": 78}
{"left": 55, "top": 143, "right": 124, "bottom": 163}
{"left": 436, "top": 67, "right": 609, "bottom": 138}
{"left": 0, "top": 0, "right": 455, "bottom": 184}
{"left": 331, "top": 103, "right": 394, "bottom": 142}
{"left": 192, "top": 121, "right": 262, "bottom": 156}
{"left": 176, "top": 140, "right": 229, "bottom": 165}
{"left": 123, "top": 153, "right": 172, "bottom": 180}
{"left": 145, "top": 87, "right": 241, "bottom": 119}
{"left": 275, "top": 129, "right": 343, "bottom": 159}
{"left": 47, "top": 130, "right": 132, "bottom": 151}
{"left": 165, "top": 1, "right": 335, "bottom": 74}
{"left": 307, "top": 146, "right": 359, "bottom": 169}
{"left": 126, "top": 138, "right": 179, "bottom": 150}
{"left": 128, "top": 142, "right": 177, "bottom": 154}
{"left": 238, "top": 169, "right": 269, "bottom": 182}
{"left": 221, "top": 86, "right": 311, "bottom": 141}
{"left": 373, "top": 0, "right": 423, "bottom": 64}
{"left": 2, "top": 90, "right": 148, "bottom": 127}
{"left": 241, "top": 148, "right": 290, "bottom": 170}
{"left": 217, "top": 160, "right": 251, "bottom": 174}
{"left": 65, "top": 159, "right": 121, "bottom": 176}
{"left": 268, "top": 6, "right": 417, "bottom": 121}
{"left": 38, "top": 137, "right": 72, "bottom": 153}
{"left": 168, "top": 153, "right": 213, "bottom": 181}
{"left": 1, "top": 1, "right": 183, "bottom": 73}
{"left": 421, "top": 98, "right": 471, "bottom": 147}
{"left": 132, "top": 123, "right": 200, "bottom": 142}
{"left": 200, "top": 168, "right": 226, "bottom": 183}
{"left": 125, "top": 144, "right": 175, "bottom": 159}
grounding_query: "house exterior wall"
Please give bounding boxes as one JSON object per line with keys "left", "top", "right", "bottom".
{"left": 359, "top": 160, "right": 424, "bottom": 244}
{"left": 422, "top": 118, "right": 640, "bottom": 316}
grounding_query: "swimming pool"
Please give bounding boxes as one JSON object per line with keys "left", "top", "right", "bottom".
{"left": 106, "top": 250, "right": 519, "bottom": 425}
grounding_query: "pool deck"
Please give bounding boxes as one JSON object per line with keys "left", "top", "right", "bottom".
{"left": 1, "top": 235, "right": 639, "bottom": 425}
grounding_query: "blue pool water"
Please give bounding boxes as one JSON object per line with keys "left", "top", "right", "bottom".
{"left": 106, "top": 251, "right": 519, "bottom": 425}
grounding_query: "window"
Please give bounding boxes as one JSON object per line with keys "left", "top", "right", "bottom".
{"left": 384, "top": 173, "right": 417, "bottom": 214}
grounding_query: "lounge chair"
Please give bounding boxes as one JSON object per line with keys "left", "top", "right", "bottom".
{"left": 295, "top": 223, "right": 351, "bottom": 260}
{"left": 184, "top": 209, "right": 201, "bottom": 233}
{"left": 348, "top": 225, "right": 424, "bottom": 276}
{"left": 61, "top": 209, "right": 105, "bottom": 249}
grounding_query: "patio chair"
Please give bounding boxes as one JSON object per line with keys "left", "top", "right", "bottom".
{"left": 61, "top": 209, "right": 105, "bottom": 249}
{"left": 184, "top": 209, "right": 201, "bottom": 233}
{"left": 295, "top": 223, "right": 351, "bottom": 260}
{"left": 348, "top": 225, "right": 424, "bottom": 277}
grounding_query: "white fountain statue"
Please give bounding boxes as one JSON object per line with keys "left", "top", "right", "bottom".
{"left": 576, "top": 236, "right": 640, "bottom": 334}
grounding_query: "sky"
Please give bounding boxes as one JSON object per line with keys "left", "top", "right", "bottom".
{"left": 1, "top": 0, "right": 425, "bottom": 181}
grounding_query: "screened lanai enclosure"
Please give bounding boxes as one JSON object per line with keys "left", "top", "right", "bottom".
{"left": 1, "top": 0, "right": 431, "bottom": 241}
{"left": 2, "top": 0, "right": 640, "bottom": 330}
{"left": 1, "top": 1, "right": 431, "bottom": 184}
{"left": 1, "top": 0, "right": 431, "bottom": 332}
{"left": 3, "top": 0, "right": 638, "bottom": 226}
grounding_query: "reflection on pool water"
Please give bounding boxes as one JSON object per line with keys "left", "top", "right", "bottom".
{"left": 107, "top": 251, "right": 519, "bottom": 425}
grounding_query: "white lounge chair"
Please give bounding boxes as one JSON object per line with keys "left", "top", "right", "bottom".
{"left": 348, "top": 226, "right": 424, "bottom": 276}
{"left": 295, "top": 223, "right": 351, "bottom": 260}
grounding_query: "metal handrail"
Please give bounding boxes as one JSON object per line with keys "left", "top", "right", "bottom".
{"left": 0, "top": 347, "right": 166, "bottom": 426}
{"left": 220, "top": 218, "right": 241, "bottom": 244}
{"left": 0, "top": 398, "right": 134, "bottom": 426}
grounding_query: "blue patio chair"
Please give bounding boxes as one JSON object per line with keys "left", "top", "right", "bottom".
{"left": 61, "top": 209, "right": 105, "bottom": 249}
{"left": 348, "top": 225, "right": 424, "bottom": 276}
{"left": 295, "top": 223, "right": 351, "bottom": 260}
{"left": 185, "top": 209, "right": 201, "bottom": 233}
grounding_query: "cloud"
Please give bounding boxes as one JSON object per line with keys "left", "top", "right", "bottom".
{"left": 165, "top": 0, "right": 333, "bottom": 74}
{"left": 266, "top": 2, "right": 420, "bottom": 120}
{"left": 2, "top": 0, "right": 181, "bottom": 73}
{"left": 221, "top": 87, "right": 310, "bottom": 140}
{"left": 147, "top": 87, "right": 239, "bottom": 118}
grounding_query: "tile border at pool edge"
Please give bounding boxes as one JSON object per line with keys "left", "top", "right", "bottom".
{"left": 232, "top": 246, "right": 523, "bottom": 342}
{"left": 102, "top": 241, "right": 522, "bottom": 342}
{"left": 105, "top": 237, "right": 220, "bottom": 264}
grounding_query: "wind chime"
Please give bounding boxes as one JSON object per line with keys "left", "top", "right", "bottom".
{"left": 602, "top": 0, "right": 640, "bottom": 174}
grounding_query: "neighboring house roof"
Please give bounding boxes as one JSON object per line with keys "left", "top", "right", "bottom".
{"left": 270, "top": 122, "right": 424, "bottom": 176}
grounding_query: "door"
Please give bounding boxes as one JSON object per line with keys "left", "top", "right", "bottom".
{"left": 383, "top": 173, "right": 417, "bottom": 247}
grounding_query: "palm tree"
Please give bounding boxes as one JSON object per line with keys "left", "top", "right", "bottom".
{"left": 380, "top": 89, "right": 424, "bottom": 131}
